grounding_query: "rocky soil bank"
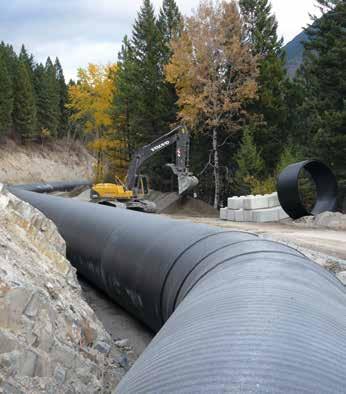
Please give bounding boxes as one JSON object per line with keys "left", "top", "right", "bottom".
{"left": 0, "top": 185, "right": 134, "bottom": 393}
{"left": 294, "top": 211, "right": 346, "bottom": 231}
{"left": 0, "top": 139, "right": 95, "bottom": 185}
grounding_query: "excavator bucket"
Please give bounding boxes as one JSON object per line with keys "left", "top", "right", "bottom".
{"left": 178, "top": 174, "right": 199, "bottom": 195}
{"left": 166, "top": 163, "right": 199, "bottom": 195}
{"left": 166, "top": 164, "right": 199, "bottom": 196}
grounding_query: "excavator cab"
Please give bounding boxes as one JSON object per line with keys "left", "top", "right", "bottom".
{"left": 90, "top": 176, "right": 133, "bottom": 201}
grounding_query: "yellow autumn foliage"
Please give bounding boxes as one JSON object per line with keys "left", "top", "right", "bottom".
{"left": 67, "top": 64, "right": 128, "bottom": 182}
{"left": 165, "top": 1, "right": 258, "bottom": 130}
{"left": 67, "top": 63, "right": 116, "bottom": 134}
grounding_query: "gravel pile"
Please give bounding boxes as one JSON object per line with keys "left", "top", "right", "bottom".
{"left": 295, "top": 211, "right": 346, "bottom": 231}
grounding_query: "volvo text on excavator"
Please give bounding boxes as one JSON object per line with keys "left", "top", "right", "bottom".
{"left": 90, "top": 125, "right": 198, "bottom": 212}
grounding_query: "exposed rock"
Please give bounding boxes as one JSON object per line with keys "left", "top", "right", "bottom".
{"left": 114, "top": 339, "right": 129, "bottom": 349}
{"left": 94, "top": 340, "right": 112, "bottom": 355}
{"left": 0, "top": 185, "right": 130, "bottom": 393}
{"left": 117, "top": 354, "right": 130, "bottom": 371}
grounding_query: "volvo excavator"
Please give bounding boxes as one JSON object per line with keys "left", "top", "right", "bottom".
{"left": 90, "top": 125, "right": 198, "bottom": 212}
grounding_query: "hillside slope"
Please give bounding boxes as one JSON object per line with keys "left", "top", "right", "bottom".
{"left": 0, "top": 139, "right": 95, "bottom": 184}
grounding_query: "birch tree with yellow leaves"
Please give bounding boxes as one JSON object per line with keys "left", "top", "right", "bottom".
{"left": 67, "top": 64, "right": 127, "bottom": 182}
{"left": 166, "top": 0, "right": 258, "bottom": 208}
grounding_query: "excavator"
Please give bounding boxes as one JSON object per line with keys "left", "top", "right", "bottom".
{"left": 90, "top": 125, "right": 199, "bottom": 212}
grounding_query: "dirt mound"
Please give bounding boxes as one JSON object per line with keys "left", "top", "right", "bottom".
{"left": 162, "top": 195, "right": 218, "bottom": 217}
{"left": 146, "top": 190, "right": 217, "bottom": 217}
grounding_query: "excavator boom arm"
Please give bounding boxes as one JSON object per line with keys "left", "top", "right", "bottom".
{"left": 126, "top": 126, "right": 197, "bottom": 194}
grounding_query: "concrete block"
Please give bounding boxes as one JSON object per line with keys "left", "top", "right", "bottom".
{"left": 243, "top": 210, "right": 254, "bottom": 222}
{"left": 228, "top": 197, "right": 244, "bottom": 210}
{"left": 278, "top": 207, "right": 289, "bottom": 220}
{"left": 234, "top": 209, "right": 245, "bottom": 222}
{"left": 227, "top": 210, "right": 236, "bottom": 221}
{"left": 252, "top": 207, "right": 280, "bottom": 223}
{"left": 220, "top": 208, "right": 228, "bottom": 220}
{"left": 268, "top": 192, "right": 280, "bottom": 208}
{"left": 243, "top": 195, "right": 269, "bottom": 210}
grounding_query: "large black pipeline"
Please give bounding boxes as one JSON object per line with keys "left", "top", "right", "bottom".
{"left": 10, "top": 180, "right": 91, "bottom": 194}
{"left": 9, "top": 188, "right": 346, "bottom": 393}
{"left": 277, "top": 160, "right": 338, "bottom": 219}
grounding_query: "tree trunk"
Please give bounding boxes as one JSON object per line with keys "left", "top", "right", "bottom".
{"left": 213, "top": 128, "right": 220, "bottom": 209}
{"left": 126, "top": 99, "right": 132, "bottom": 160}
{"left": 95, "top": 128, "right": 103, "bottom": 183}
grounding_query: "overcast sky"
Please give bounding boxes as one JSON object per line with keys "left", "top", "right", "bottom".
{"left": 0, "top": 0, "right": 317, "bottom": 80}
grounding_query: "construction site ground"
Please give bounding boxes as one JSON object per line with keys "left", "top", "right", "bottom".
{"left": 2, "top": 137, "right": 345, "bottom": 390}
{"left": 166, "top": 214, "right": 346, "bottom": 260}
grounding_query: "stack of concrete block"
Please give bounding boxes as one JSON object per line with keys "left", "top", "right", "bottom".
{"left": 220, "top": 192, "right": 289, "bottom": 223}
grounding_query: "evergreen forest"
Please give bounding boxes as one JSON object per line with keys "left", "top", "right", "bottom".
{"left": 0, "top": 0, "right": 344, "bottom": 208}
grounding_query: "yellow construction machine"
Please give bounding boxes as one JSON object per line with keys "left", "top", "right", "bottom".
{"left": 90, "top": 125, "right": 198, "bottom": 212}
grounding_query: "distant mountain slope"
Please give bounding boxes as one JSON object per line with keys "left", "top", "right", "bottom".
{"left": 284, "top": 31, "right": 307, "bottom": 77}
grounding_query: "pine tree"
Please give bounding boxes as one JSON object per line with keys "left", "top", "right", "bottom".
{"left": 240, "top": 0, "right": 283, "bottom": 55}
{"left": 13, "top": 61, "right": 37, "bottom": 141}
{"left": 54, "top": 57, "right": 69, "bottom": 136}
{"left": 156, "top": 0, "right": 183, "bottom": 179}
{"left": 158, "top": 0, "right": 182, "bottom": 124}
{"left": 1, "top": 41, "right": 69, "bottom": 142}
{"left": 33, "top": 63, "right": 50, "bottom": 134}
{"left": 0, "top": 55, "right": 13, "bottom": 136}
{"left": 19, "top": 44, "right": 35, "bottom": 82}
{"left": 0, "top": 42, "right": 18, "bottom": 83}
{"left": 235, "top": 128, "right": 265, "bottom": 194}
{"left": 113, "top": 0, "right": 178, "bottom": 191}
{"left": 131, "top": 0, "right": 165, "bottom": 141}
{"left": 44, "top": 57, "right": 60, "bottom": 137}
{"left": 0, "top": 43, "right": 18, "bottom": 136}
{"left": 158, "top": 0, "right": 182, "bottom": 63}
{"left": 113, "top": 36, "right": 138, "bottom": 159}
{"left": 240, "top": 0, "right": 289, "bottom": 172}
{"left": 276, "top": 145, "right": 302, "bottom": 175}
{"left": 297, "top": 0, "right": 346, "bottom": 179}
{"left": 114, "top": 0, "right": 183, "bottom": 146}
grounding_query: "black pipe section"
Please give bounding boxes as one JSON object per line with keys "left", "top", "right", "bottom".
{"left": 9, "top": 188, "right": 346, "bottom": 393}
{"left": 10, "top": 180, "right": 92, "bottom": 194}
{"left": 277, "top": 160, "right": 338, "bottom": 220}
